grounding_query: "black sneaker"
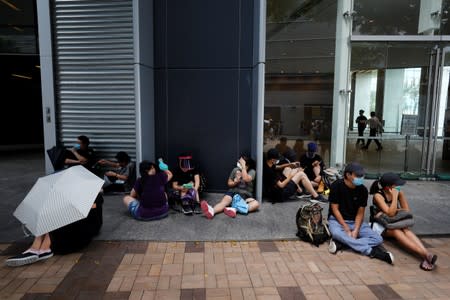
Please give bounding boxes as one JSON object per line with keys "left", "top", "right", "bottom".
{"left": 37, "top": 250, "right": 53, "bottom": 261}
{"left": 370, "top": 245, "right": 394, "bottom": 264}
{"left": 170, "top": 203, "right": 183, "bottom": 213}
{"left": 182, "top": 204, "right": 193, "bottom": 215}
{"left": 5, "top": 252, "right": 39, "bottom": 267}
{"left": 311, "top": 194, "right": 328, "bottom": 203}
{"left": 192, "top": 202, "right": 202, "bottom": 214}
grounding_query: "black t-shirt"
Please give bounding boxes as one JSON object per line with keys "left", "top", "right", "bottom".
{"left": 263, "top": 162, "right": 282, "bottom": 202}
{"left": 172, "top": 168, "right": 200, "bottom": 185}
{"left": 356, "top": 116, "right": 368, "bottom": 129}
{"left": 300, "top": 153, "right": 324, "bottom": 180}
{"left": 328, "top": 178, "right": 368, "bottom": 220}
{"left": 65, "top": 147, "right": 96, "bottom": 169}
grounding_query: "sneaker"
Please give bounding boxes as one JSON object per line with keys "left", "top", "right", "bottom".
{"left": 328, "top": 239, "right": 344, "bottom": 254}
{"left": 223, "top": 207, "right": 237, "bottom": 218}
{"left": 181, "top": 204, "right": 193, "bottom": 215}
{"left": 37, "top": 250, "right": 53, "bottom": 261}
{"left": 296, "top": 193, "right": 311, "bottom": 199}
{"left": 5, "top": 251, "right": 39, "bottom": 267}
{"left": 192, "top": 202, "right": 202, "bottom": 214}
{"left": 311, "top": 194, "right": 328, "bottom": 203}
{"left": 170, "top": 203, "right": 183, "bottom": 213}
{"left": 370, "top": 245, "right": 394, "bottom": 265}
{"left": 200, "top": 200, "right": 214, "bottom": 219}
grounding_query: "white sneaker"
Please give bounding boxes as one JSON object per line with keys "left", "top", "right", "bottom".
{"left": 328, "top": 239, "right": 337, "bottom": 254}
{"left": 201, "top": 200, "right": 214, "bottom": 219}
{"left": 224, "top": 207, "right": 237, "bottom": 218}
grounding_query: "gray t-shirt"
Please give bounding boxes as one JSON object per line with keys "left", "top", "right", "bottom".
{"left": 228, "top": 167, "right": 256, "bottom": 198}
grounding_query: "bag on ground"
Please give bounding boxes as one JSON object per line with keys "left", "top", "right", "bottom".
{"left": 296, "top": 203, "right": 330, "bottom": 246}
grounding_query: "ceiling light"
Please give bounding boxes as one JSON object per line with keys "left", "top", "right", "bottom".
{"left": 12, "top": 74, "right": 32, "bottom": 80}
{"left": 1, "top": 0, "right": 21, "bottom": 11}
{"left": 35, "top": 65, "right": 40, "bottom": 69}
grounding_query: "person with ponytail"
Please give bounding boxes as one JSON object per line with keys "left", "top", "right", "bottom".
{"left": 123, "top": 159, "right": 172, "bottom": 221}
{"left": 369, "top": 172, "right": 437, "bottom": 271}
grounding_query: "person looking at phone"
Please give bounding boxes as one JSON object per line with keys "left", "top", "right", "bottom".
{"left": 300, "top": 142, "right": 324, "bottom": 189}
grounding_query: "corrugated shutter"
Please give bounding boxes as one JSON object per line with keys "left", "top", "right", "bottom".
{"left": 51, "top": 0, "right": 136, "bottom": 159}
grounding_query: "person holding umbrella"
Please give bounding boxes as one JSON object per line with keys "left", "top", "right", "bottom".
{"left": 5, "top": 193, "right": 103, "bottom": 267}
{"left": 5, "top": 165, "right": 105, "bottom": 267}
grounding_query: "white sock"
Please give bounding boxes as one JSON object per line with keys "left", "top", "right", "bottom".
{"left": 23, "top": 248, "right": 39, "bottom": 255}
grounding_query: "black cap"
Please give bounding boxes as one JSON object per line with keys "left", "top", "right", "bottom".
{"left": 344, "top": 162, "right": 365, "bottom": 177}
{"left": 380, "top": 172, "right": 406, "bottom": 187}
{"left": 267, "top": 148, "right": 280, "bottom": 160}
{"left": 359, "top": 109, "right": 364, "bottom": 113}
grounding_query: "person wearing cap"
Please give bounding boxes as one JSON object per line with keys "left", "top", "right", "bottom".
{"left": 97, "top": 151, "right": 136, "bottom": 193}
{"left": 300, "top": 142, "right": 325, "bottom": 190}
{"left": 370, "top": 173, "right": 437, "bottom": 271}
{"left": 263, "top": 148, "right": 327, "bottom": 203}
{"left": 355, "top": 109, "right": 367, "bottom": 146}
{"left": 201, "top": 155, "right": 259, "bottom": 219}
{"left": 327, "top": 162, "right": 394, "bottom": 264}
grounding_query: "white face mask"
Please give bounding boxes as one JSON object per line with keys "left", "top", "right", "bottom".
{"left": 274, "top": 159, "right": 280, "bottom": 165}
{"left": 237, "top": 162, "right": 242, "bottom": 169}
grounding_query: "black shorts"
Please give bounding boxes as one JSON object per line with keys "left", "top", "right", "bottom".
{"left": 282, "top": 181, "right": 297, "bottom": 201}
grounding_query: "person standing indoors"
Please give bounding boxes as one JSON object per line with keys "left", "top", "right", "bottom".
{"left": 355, "top": 109, "right": 367, "bottom": 147}
{"left": 327, "top": 162, "right": 394, "bottom": 265}
{"left": 370, "top": 173, "right": 437, "bottom": 271}
{"left": 363, "top": 112, "right": 383, "bottom": 151}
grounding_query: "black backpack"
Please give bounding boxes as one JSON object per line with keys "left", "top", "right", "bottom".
{"left": 296, "top": 203, "right": 331, "bottom": 246}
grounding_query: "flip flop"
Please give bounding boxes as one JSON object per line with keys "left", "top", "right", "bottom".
{"left": 430, "top": 254, "right": 438, "bottom": 265}
{"left": 420, "top": 259, "right": 433, "bottom": 271}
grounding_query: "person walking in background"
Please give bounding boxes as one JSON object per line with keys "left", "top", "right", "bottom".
{"left": 363, "top": 112, "right": 383, "bottom": 151}
{"left": 369, "top": 173, "right": 437, "bottom": 271}
{"left": 327, "top": 162, "right": 394, "bottom": 265}
{"left": 355, "top": 109, "right": 367, "bottom": 147}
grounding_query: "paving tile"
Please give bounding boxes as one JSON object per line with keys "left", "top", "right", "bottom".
{"left": 180, "top": 288, "right": 206, "bottom": 300}
{"left": 103, "top": 291, "right": 132, "bottom": 299}
{"left": 277, "top": 287, "right": 306, "bottom": 300}
{"left": 185, "top": 241, "right": 205, "bottom": 253}
{"left": 258, "top": 241, "right": 279, "bottom": 253}
{"left": 21, "top": 293, "right": 52, "bottom": 299}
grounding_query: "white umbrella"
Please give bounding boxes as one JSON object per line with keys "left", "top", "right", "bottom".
{"left": 13, "top": 165, "right": 104, "bottom": 236}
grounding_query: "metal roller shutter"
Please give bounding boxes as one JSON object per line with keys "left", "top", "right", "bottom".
{"left": 51, "top": 0, "right": 136, "bottom": 159}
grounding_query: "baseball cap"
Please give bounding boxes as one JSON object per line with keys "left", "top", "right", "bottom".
{"left": 267, "top": 148, "right": 280, "bottom": 160}
{"left": 344, "top": 162, "right": 365, "bottom": 177}
{"left": 307, "top": 142, "right": 317, "bottom": 152}
{"left": 380, "top": 172, "right": 406, "bottom": 187}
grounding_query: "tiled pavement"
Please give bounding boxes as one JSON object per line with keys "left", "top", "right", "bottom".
{"left": 1, "top": 237, "right": 450, "bottom": 299}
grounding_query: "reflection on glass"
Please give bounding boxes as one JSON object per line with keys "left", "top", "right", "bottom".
{"left": 265, "top": 0, "right": 336, "bottom": 168}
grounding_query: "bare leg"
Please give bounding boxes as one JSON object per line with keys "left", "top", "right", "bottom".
{"left": 213, "top": 195, "right": 233, "bottom": 214}
{"left": 123, "top": 195, "right": 136, "bottom": 207}
{"left": 384, "top": 229, "right": 428, "bottom": 259}
{"left": 28, "top": 233, "right": 51, "bottom": 253}
{"left": 246, "top": 198, "right": 260, "bottom": 212}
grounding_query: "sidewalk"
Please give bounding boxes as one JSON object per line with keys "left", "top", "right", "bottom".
{"left": 1, "top": 151, "right": 450, "bottom": 299}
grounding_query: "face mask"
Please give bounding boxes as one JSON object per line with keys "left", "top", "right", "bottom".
{"left": 73, "top": 144, "right": 81, "bottom": 150}
{"left": 274, "top": 159, "right": 280, "bottom": 165}
{"left": 237, "top": 162, "right": 242, "bottom": 169}
{"left": 352, "top": 177, "right": 364, "bottom": 186}
{"left": 394, "top": 186, "right": 401, "bottom": 192}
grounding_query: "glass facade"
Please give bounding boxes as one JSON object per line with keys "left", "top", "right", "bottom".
{"left": 0, "top": 0, "right": 42, "bottom": 148}
{"left": 264, "top": 0, "right": 337, "bottom": 167}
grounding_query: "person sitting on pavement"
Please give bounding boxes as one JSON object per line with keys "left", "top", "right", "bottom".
{"left": 263, "top": 148, "right": 327, "bottom": 203}
{"left": 123, "top": 159, "right": 172, "bottom": 221}
{"left": 327, "top": 162, "right": 394, "bottom": 265}
{"left": 201, "top": 154, "right": 259, "bottom": 219}
{"left": 64, "top": 135, "right": 96, "bottom": 169}
{"left": 300, "top": 142, "right": 325, "bottom": 192}
{"left": 370, "top": 172, "right": 437, "bottom": 271}
{"left": 5, "top": 194, "right": 104, "bottom": 267}
{"left": 97, "top": 151, "right": 136, "bottom": 193}
{"left": 170, "top": 153, "right": 202, "bottom": 215}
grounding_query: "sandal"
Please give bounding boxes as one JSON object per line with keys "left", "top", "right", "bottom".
{"left": 420, "top": 259, "right": 434, "bottom": 271}
{"left": 427, "top": 254, "right": 438, "bottom": 265}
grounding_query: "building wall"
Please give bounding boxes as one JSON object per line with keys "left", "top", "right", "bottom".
{"left": 153, "top": 0, "right": 258, "bottom": 191}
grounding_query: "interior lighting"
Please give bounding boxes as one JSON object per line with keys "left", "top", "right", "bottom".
{"left": 11, "top": 73, "right": 32, "bottom": 80}
{"left": 1, "top": 0, "right": 21, "bottom": 11}
{"left": 35, "top": 65, "right": 40, "bottom": 69}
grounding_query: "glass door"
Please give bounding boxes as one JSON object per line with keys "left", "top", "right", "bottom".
{"left": 347, "top": 42, "right": 450, "bottom": 178}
